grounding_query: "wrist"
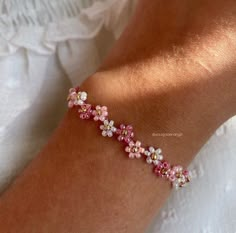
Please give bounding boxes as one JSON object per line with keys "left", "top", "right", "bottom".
{"left": 78, "top": 66, "right": 234, "bottom": 167}
{"left": 55, "top": 91, "right": 172, "bottom": 233}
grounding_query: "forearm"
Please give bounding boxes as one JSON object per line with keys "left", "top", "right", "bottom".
{"left": 99, "top": 0, "right": 236, "bottom": 112}
{"left": 0, "top": 1, "right": 236, "bottom": 233}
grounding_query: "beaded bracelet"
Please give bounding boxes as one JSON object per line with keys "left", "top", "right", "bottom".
{"left": 67, "top": 87, "right": 190, "bottom": 189}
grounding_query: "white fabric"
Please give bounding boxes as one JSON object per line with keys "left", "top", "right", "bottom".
{"left": 0, "top": 0, "right": 235, "bottom": 232}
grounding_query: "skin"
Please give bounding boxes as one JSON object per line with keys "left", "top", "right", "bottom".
{"left": 0, "top": 0, "right": 236, "bottom": 232}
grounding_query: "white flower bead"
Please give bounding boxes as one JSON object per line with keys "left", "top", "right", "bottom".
{"left": 146, "top": 157, "right": 153, "bottom": 164}
{"left": 144, "top": 146, "right": 163, "bottom": 165}
{"left": 172, "top": 173, "right": 190, "bottom": 189}
{"left": 100, "top": 120, "right": 117, "bottom": 137}
{"left": 80, "top": 92, "right": 87, "bottom": 101}
{"left": 77, "top": 91, "right": 87, "bottom": 105}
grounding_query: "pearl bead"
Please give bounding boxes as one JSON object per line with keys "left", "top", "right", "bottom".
{"left": 149, "top": 146, "right": 155, "bottom": 153}
{"left": 77, "top": 100, "right": 83, "bottom": 105}
{"left": 146, "top": 157, "right": 152, "bottom": 164}
{"left": 102, "top": 131, "right": 107, "bottom": 137}
{"left": 107, "top": 131, "right": 113, "bottom": 137}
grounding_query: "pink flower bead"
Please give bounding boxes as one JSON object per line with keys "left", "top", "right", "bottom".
{"left": 92, "top": 105, "right": 108, "bottom": 121}
{"left": 69, "top": 87, "right": 77, "bottom": 93}
{"left": 78, "top": 104, "right": 92, "bottom": 119}
{"left": 168, "top": 169, "right": 176, "bottom": 182}
{"left": 125, "top": 141, "right": 145, "bottom": 159}
{"left": 67, "top": 87, "right": 87, "bottom": 107}
{"left": 67, "top": 88, "right": 77, "bottom": 108}
{"left": 154, "top": 161, "right": 171, "bottom": 178}
{"left": 116, "top": 124, "right": 134, "bottom": 143}
{"left": 170, "top": 166, "right": 190, "bottom": 188}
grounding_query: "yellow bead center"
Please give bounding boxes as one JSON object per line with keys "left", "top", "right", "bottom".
{"left": 122, "top": 130, "right": 128, "bottom": 136}
{"left": 132, "top": 147, "right": 138, "bottom": 153}
{"left": 151, "top": 153, "right": 157, "bottom": 160}
{"left": 96, "top": 109, "right": 102, "bottom": 115}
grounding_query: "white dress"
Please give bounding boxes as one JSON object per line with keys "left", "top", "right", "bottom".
{"left": 0, "top": 1, "right": 235, "bottom": 232}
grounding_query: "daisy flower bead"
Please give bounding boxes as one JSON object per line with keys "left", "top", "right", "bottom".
{"left": 67, "top": 88, "right": 87, "bottom": 107}
{"left": 92, "top": 105, "right": 108, "bottom": 121}
{"left": 100, "top": 120, "right": 117, "bottom": 137}
{"left": 144, "top": 147, "right": 163, "bottom": 165}
{"left": 154, "top": 161, "right": 171, "bottom": 178}
{"left": 168, "top": 165, "right": 183, "bottom": 182}
{"left": 76, "top": 91, "right": 87, "bottom": 105}
{"left": 116, "top": 124, "right": 134, "bottom": 143}
{"left": 125, "top": 141, "right": 145, "bottom": 159}
{"left": 67, "top": 88, "right": 78, "bottom": 108}
{"left": 170, "top": 166, "right": 190, "bottom": 189}
{"left": 78, "top": 104, "right": 92, "bottom": 119}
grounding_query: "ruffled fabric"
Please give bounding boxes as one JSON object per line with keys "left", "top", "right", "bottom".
{"left": 0, "top": 0, "right": 136, "bottom": 56}
{"left": 0, "top": 0, "right": 137, "bottom": 194}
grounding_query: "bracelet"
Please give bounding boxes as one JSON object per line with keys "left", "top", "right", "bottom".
{"left": 67, "top": 87, "right": 190, "bottom": 189}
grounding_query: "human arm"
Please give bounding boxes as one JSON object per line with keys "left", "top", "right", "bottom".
{"left": 0, "top": 1, "right": 236, "bottom": 232}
